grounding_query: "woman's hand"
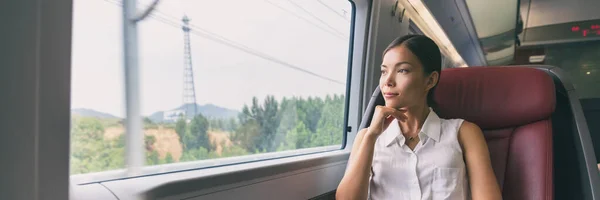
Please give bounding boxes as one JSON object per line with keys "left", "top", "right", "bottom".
{"left": 336, "top": 106, "right": 405, "bottom": 200}
{"left": 367, "top": 106, "right": 406, "bottom": 138}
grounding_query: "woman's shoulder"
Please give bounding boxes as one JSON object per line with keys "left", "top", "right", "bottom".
{"left": 436, "top": 118, "right": 485, "bottom": 152}
{"left": 437, "top": 118, "right": 484, "bottom": 142}
{"left": 458, "top": 120, "right": 482, "bottom": 134}
{"left": 438, "top": 118, "right": 482, "bottom": 134}
{"left": 438, "top": 117, "right": 466, "bottom": 131}
{"left": 456, "top": 120, "right": 486, "bottom": 148}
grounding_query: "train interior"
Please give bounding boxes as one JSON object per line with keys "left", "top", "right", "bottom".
{"left": 1, "top": 0, "right": 600, "bottom": 199}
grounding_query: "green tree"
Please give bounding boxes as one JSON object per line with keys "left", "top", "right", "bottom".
{"left": 70, "top": 117, "right": 125, "bottom": 174}
{"left": 143, "top": 117, "right": 154, "bottom": 124}
{"left": 208, "top": 145, "right": 250, "bottom": 159}
{"left": 221, "top": 145, "right": 250, "bottom": 157}
{"left": 115, "top": 132, "right": 126, "bottom": 148}
{"left": 144, "top": 135, "right": 161, "bottom": 165}
{"left": 298, "top": 97, "right": 325, "bottom": 133}
{"left": 143, "top": 117, "right": 158, "bottom": 129}
{"left": 233, "top": 94, "right": 345, "bottom": 153}
{"left": 235, "top": 96, "right": 280, "bottom": 152}
{"left": 180, "top": 147, "right": 209, "bottom": 162}
{"left": 233, "top": 119, "right": 261, "bottom": 152}
{"left": 227, "top": 118, "right": 239, "bottom": 132}
{"left": 208, "top": 118, "right": 238, "bottom": 132}
{"left": 165, "top": 153, "right": 174, "bottom": 163}
{"left": 258, "top": 96, "right": 280, "bottom": 152}
{"left": 208, "top": 118, "right": 222, "bottom": 131}
{"left": 144, "top": 135, "right": 156, "bottom": 151}
{"left": 311, "top": 94, "right": 345, "bottom": 147}
{"left": 278, "top": 121, "right": 312, "bottom": 151}
{"left": 175, "top": 117, "right": 187, "bottom": 144}
{"left": 146, "top": 149, "right": 160, "bottom": 165}
{"left": 184, "top": 114, "right": 211, "bottom": 151}
{"left": 275, "top": 97, "right": 301, "bottom": 150}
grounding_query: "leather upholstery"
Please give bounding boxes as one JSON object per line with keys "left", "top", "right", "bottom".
{"left": 433, "top": 67, "right": 555, "bottom": 130}
{"left": 433, "top": 66, "right": 555, "bottom": 200}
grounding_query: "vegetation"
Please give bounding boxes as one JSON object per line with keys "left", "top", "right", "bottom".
{"left": 70, "top": 94, "right": 345, "bottom": 174}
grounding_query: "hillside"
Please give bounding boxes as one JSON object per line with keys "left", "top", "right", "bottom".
{"left": 72, "top": 108, "right": 119, "bottom": 119}
{"left": 148, "top": 103, "right": 239, "bottom": 123}
{"left": 72, "top": 103, "right": 238, "bottom": 123}
{"left": 208, "top": 131, "right": 233, "bottom": 155}
{"left": 104, "top": 126, "right": 233, "bottom": 161}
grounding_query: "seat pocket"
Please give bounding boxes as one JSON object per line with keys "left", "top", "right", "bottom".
{"left": 432, "top": 167, "right": 463, "bottom": 200}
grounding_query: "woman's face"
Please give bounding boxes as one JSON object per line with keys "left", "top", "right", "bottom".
{"left": 379, "top": 45, "right": 437, "bottom": 109}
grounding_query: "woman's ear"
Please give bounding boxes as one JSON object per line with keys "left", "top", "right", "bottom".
{"left": 425, "top": 71, "right": 439, "bottom": 91}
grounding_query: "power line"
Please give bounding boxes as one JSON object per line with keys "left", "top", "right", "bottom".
{"left": 136, "top": 4, "right": 347, "bottom": 85}
{"left": 101, "top": 0, "right": 345, "bottom": 85}
{"left": 263, "top": 0, "right": 347, "bottom": 40}
{"left": 285, "top": 0, "right": 347, "bottom": 37}
{"left": 316, "top": 0, "right": 350, "bottom": 22}
{"left": 138, "top": 1, "right": 347, "bottom": 49}
{"left": 159, "top": 16, "right": 347, "bottom": 85}
{"left": 145, "top": 8, "right": 270, "bottom": 53}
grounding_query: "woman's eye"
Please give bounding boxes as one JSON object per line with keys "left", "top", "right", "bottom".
{"left": 398, "top": 69, "right": 409, "bottom": 73}
{"left": 380, "top": 69, "right": 386, "bottom": 74}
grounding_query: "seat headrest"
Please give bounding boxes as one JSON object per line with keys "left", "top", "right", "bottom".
{"left": 433, "top": 67, "right": 555, "bottom": 130}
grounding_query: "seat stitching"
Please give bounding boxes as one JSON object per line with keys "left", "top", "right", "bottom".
{"left": 502, "top": 127, "right": 516, "bottom": 196}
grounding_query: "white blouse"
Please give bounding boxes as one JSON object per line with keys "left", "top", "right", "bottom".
{"left": 368, "top": 108, "right": 469, "bottom": 200}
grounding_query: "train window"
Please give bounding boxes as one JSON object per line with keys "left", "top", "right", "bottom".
{"left": 70, "top": 0, "right": 126, "bottom": 175}
{"left": 70, "top": 0, "right": 353, "bottom": 183}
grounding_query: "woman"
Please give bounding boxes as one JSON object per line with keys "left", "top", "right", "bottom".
{"left": 336, "top": 35, "right": 502, "bottom": 200}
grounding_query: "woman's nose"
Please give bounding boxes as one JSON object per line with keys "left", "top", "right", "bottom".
{"left": 384, "top": 74, "right": 395, "bottom": 87}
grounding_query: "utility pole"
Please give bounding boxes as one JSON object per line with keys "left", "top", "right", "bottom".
{"left": 182, "top": 15, "right": 198, "bottom": 119}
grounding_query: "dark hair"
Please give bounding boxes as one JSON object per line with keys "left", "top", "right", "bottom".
{"left": 382, "top": 34, "right": 442, "bottom": 108}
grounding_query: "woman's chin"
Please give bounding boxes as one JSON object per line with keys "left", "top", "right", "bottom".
{"left": 384, "top": 102, "right": 403, "bottom": 109}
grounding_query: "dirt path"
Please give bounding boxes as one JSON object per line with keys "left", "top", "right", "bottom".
{"left": 104, "top": 126, "right": 183, "bottom": 161}
{"left": 145, "top": 127, "right": 183, "bottom": 161}
{"left": 103, "top": 127, "right": 234, "bottom": 160}
{"left": 208, "top": 130, "right": 233, "bottom": 155}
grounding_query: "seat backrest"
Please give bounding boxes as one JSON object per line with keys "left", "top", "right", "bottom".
{"left": 432, "top": 66, "right": 555, "bottom": 200}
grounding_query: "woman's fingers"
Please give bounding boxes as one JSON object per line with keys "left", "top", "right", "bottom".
{"left": 377, "top": 106, "right": 407, "bottom": 122}
{"left": 382, "top": 114, "right": 395, "bottom": 128}
{"left": 369, "top": 106, "right": 408, "bottom": 136}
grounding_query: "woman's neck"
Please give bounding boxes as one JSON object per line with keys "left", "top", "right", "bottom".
{"left": 398, "top": 104, "right": 430, "bottom": 137}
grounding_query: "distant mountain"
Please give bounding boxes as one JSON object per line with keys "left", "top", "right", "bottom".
{"left": 71, "top": 108, "right": 119, "bottom": 119}
{"left": 148, "top": 103, "right": 239, "bottom": 123}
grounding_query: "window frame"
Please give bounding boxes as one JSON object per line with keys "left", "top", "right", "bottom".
{"left": 71, "top": 145, "right": 342, "bottom": 185}
{"left": 69, "top": 0, "right": 372, "bottom": 199}
{"left": 100, "top": 148, "right": 351, "bottom": 199}
{"left": 68, "top": 1, "right": 370, "bottom": 198}
{"left": 3, "top": 0, "right": 73, "bottom": 199}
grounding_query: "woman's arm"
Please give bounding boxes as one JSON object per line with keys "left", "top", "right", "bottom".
{"left": 336, "top": 128, "right": 377, "bottom": 200}
{"left": 336, "top": 106, "right": 405, "bottom": 200}
{"left": 458, "top": 121, "right": 502, "bottom": 200}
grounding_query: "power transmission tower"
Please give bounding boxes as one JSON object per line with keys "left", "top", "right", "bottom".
{"left": 182, "top": 15, "right": 197, "bottom": 119}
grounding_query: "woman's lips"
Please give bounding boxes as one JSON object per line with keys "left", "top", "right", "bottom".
{"left": 383, "top": 92, "right": 398, "bottom": 98}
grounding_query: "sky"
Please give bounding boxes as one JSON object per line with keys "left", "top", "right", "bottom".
{"left": 71, "top": 0, "right": 353, "bottom": 117}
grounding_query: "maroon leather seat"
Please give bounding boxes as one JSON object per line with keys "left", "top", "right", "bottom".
{"left": 359, "top": 66, "right": 557, "bottom": 199}
{"left": 433, "top": 66, "right": 555, "bottom": 200}
{"left": 434, "top": 67, "right": 555, "bottom": 200}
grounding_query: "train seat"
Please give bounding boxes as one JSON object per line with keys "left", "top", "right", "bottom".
{"left": 432, "top": 66, "right": 555, "bottom": 200}
{"left": 359, "top": 66, "right": 556, "bottom": 199}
